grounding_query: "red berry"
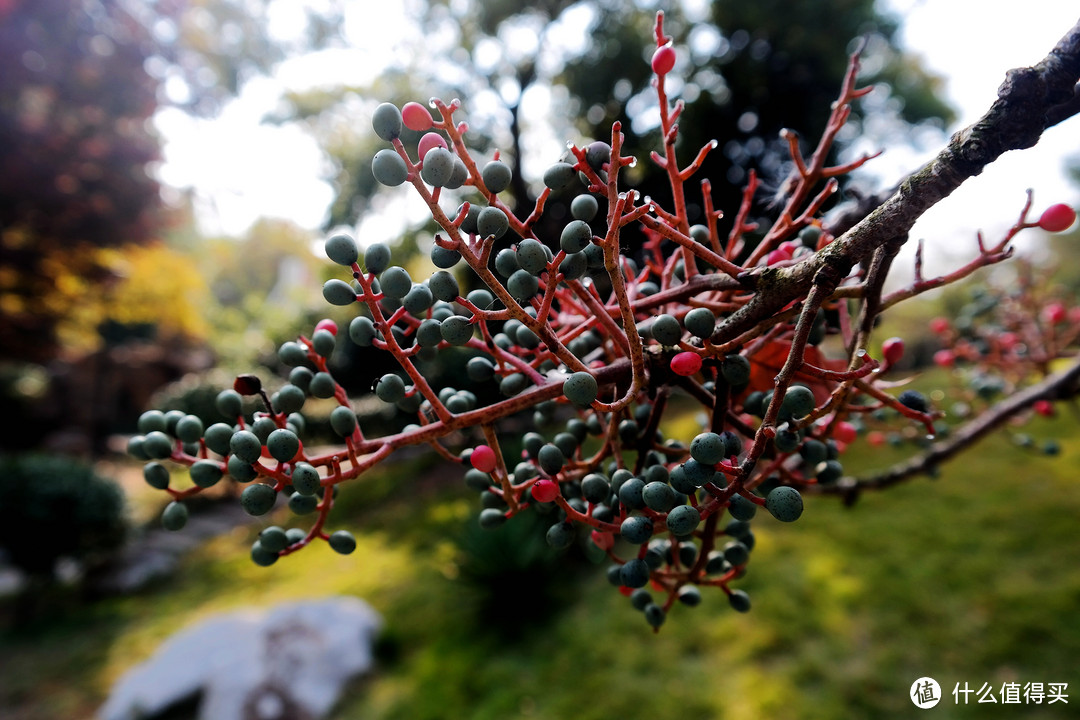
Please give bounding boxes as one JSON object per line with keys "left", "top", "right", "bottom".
{"left": 470, "top": 444, "right": 497, "bottom": 473}
{"left": 670, "top": 351, "right": 703, "bottom": 376}
{"left": 590, "top": 530, "right": 614, "bottom": 551}
{"left": 1037, "top": 203, "right": 1076, "bottom": 233}
{"left": 882, "top": 337, "right": 904, "bottom": 365}
{"left": 1033, "top": 399, "right": 1054, "bottom": 417}
{"left": 998, "top": 332, "right": 1018, "bottom": 350}
{"left": 315, "top": 319, "right": 338, "bottom": 336}
{"left": 532, "top": 478, "right": 559, "bottom": 503}
{"left": 1043, "top": 302, "right": 1067, "bottom": 324}
{"left": 867, "top": 430, "right": 886, "bottom": 447}
{"left": 930, "top": 317, "right": 950, "bottom": 334}
{"left": 401, "top": 102, "right": 433, "bottom": 132}
{"left": 933, "top": 349, "right": 956, "bottom": 368}
{"left": 833, "top": 421, "right": 858, "bottom": 445}
{"left": 766, "top": 247, "right": 793, "bottom": 265}
{"left": 418, "top": 132, "right": 447, "bottom": 161}
{"left": 651, "top": 45, "right": 676, "bottom": 75}
{"left": 233, "top": 374, "right": 262, "bottom": 395}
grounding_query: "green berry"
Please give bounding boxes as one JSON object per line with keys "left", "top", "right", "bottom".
{"left": 312, "top": 329, "right": 336, "bottom": 357}
{"left": 619, "top": 557, "right": 650, "bottom": 588}
{"left": 143, "top": 462, "right": 170, "bottom": 490}
{"left": 402, "top": 284, "right": 434, "bottom": 315}
{"left": 516, "top": 238, "right": 548, "bottom": 275}
{"left": 559, "top": 251, "right": 588, "bottom": 281}
{"left": 546, "top": 521, "right": 576, "bottom": 549}
{"left": 642, "top": 481, "right": 676, "bottom": 512}
{"left": 581, "top": 473, "right": 610, "bottom": 503}
{"left": 543, "top": 162, "right": 576, "bottom": 190}
{"left": 440, "top": 315, "right": 474, "bottom": 345}
{"left": 323, "top": 279, "right": 357, "bottom": 306}
{"left": 309, "top": 371, "right": 336, "bottom": 399}
{"left": 325, "top": 233, "right": 359, "bottom": 266}
{"left": 364, "top": 242, "right": 391, "bottom": 275}
{"left": 371, "top": 102, "right": 402, "bottom": 141}
{"left": 690, "top": 432, "right": 727, "bottom": 465}
{"left": 289, "top": 492, "right": 318, "bottom": 515}
{"left": 494, "top": 247, "right": 520, "bottom": 277}
{"left": 227, "top": 455, "right": 258, "bottom": 482}
{"left": 507, "top": 269, "right": 539, "bottom": 301}
{"left": 330, "top": 406, "right": 357, "bottom": 437}
{"left": 190, "top": 460, "right": 224, "bottom": 488}
{"left": 420, "top": 146, "right": 455, "bottom": 186}
{"left": 643, "top": 603, "right": 666, "bottom": 628}
{"left": 482, "top": 160, "right": 512, "bottom": 193}
{"left": 683, "top": 307, "right": 716, "bottom": 339}
{"left": 274, "top": 384, "right": 306, "bottom": 415}
{"left": 780, "top": 385, "right": 816, "bottom": 419}
{"left": 728, "top": 494, "right": 758, "bottom": 521}
{"left": 477, "top": 206, "right": 509, "bottom": 239}
{"left": 241, "top": 483, "right": 277, "bottom": 516}
{"left": 651, "top": 314, "right": 681, "bottom": 346}
{"left": 329, "top": 530, "right": 357, "bottom": 554}
{"left": 229, "top": 430, "right": 262, "bottom": 464}
{"left": 137, "top": 410, "right": 167, "bottom": 434}
{"left": 728, "top": 589, "right": 751, "bottom": 612}
{"left": 620, "top": 515, "right": 654, "bottom": 544}
{"left": 429, "top": 243, "right": 461, "bottom": 269}
{"left": 372, "top": 148, "right": 409, "bottom": 186}
{"left": 428, "top": 270, "right": 460, "bottom": 302}
{"left": 250, "top": 541, "right": 279, "bottom": 567}
{"left": 560, "top": 220, "right": 593, "bottom": 254}
{"left": 585, "top": 141, "right": 610, "bottom": 171}
{"left": 161, "top": 501, "right": 188, "bottom": 531}
{"left": 666, "top": 504, "right": 701, "bottom": 535}
{"left": 898, "top": 390, "right": 929, "bottom": 412}
{"left": 721, "top": 354, "right": 752, "bottom": 386}
{"left": 142, "top": 431, "right": 173, "bottom": 460}
{"left": 375, "top": 374, "right": 406, "bottom": 403}
{"left": 563, "top": 371, "right": 598, "bottom": 408}
{"left": 570, "top": 194, "right": 598, "bottom": 222}
{"left": 266, "top": 429, "right": 300, "bottom": 463}
{"left": 379, "top": 266, "right": 412, "bottom": 301}
{"left": 765, "top": 486, "right": 803, "bottom": 522}
{"left": 618, "top": 476, "right": 646, "bottom": 509}
{"left": 723, "top": 540, "right": 750, "bottom": 566}
{"left": 478, "top": 507, "right": 507, "bottom": 529}
{"left": 537, "top": 444, "right": 565, "bottom": 475}
{"left": 291, "top": 462, "right": 322, "bottom": 496}
{"left": 259, "top": 526, "right": 290, "bottom": 553}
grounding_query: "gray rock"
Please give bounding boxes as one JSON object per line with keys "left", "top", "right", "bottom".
{"left": 99, "top": 596, "right": 382, "bottom": 720}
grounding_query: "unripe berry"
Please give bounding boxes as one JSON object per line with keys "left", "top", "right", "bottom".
{"left": 329, "top": 530, "right": 357, "bottom": 555}
{"left": 161, "top": 501, "right": 188, "bottom": 531}
{"left": 1037, "top": 203, "right": 1076, "bottom": 232}
{"left": 651, "top": 44, "right": 676, "bottom": 75}
{"left": 765, "top": 486, "right": 803, "bottom": 522}
{"left": 401, "top": 101, "right": 433, "bottom": 131}
{"left": 240, "top": 483, "right": 277, "bottom": 516}
{"left": 371, "top": 102, "right": 402, "bottom": 141}
{"left": 563, "top": 371, "right": 599, "bottom": 408}
{"left": 482, "top": 160, "right": 512, "bottom": 194}
{"left": 882, "top": 337, "right": 904, "bottom": 365}
{"left": 670, "top": 352, "right": 702, "bottom": 376}
{"left": 470, "top": 445, "right": 498, "bottom": 473}
{"left": 324, "top": 233, "right": 359, "bottom": 266}
{"left": 371, "top": 148, "right": 408, "bottom": 186}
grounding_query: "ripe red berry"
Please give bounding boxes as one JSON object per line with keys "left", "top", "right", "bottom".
{"left": 1037, "top": 203, "right": 1076, "bottom": 233}
{"left": 315, "top": 319, "right": 338, "bottom": 336}
{"left": 233, "top": 374, "right": 262, "bottom": 395}
{"left": 833, "top": 420, "right": 858, "bottom": 445}
{"left": 867, "top": 430, "right": 886, "bottom": 447}
{"left": 929, "top": 317, "right": 950, "bottom": 334}
{"left": 1043, "top": 302, "right": 1067, "bottom": 324}
{"left": 401, "top": 101, "right": 433, "bottom": 131}
{"left": 933, "top": 349, "right": 956, "bottom": 368}
{"left": 1033, "top": 399, "right": 1054, "bottom": 417}
{"left": 470, "top": 444, "right": 497, "bottom": 473}
{"left": 882, "top": 337, "right": 904, "bottom": 365}
{"left": 532, "top": 478, "right": 559, "bottom": 503}
{"left": 418, "top": 132, "right": 447, "bottom": 162}
{"left": 651, "top": 44, "right": 676, "bottom": 75}
{"left": 670, "top": 351, "right": 703, "bottom": 376}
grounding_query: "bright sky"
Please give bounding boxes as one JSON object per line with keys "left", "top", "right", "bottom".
{"left": 154, "top": 0, "right": 1080, "bottom": 270}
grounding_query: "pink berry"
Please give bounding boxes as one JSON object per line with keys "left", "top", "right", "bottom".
{"left": 1037, "top": 203, "right": 1076, "bottom": 233}
{"left": 833, "top": 421, "right": 858, "bottom": 445}
{"left": 882, "top": 337, "right": 904, "bottom": 365}
{"left": 532, "top": 478, "right": 559, "bottom": 503}
{"left": 470, "top": 444, "right": 497, "bottom": 473}
{"left": 670, "top": 351, "right": 703, "bottom": 376}
{"left": 590, "top": 530, "right": 614, "bottom": 550}
{"left": 315, "top": 319, "right": 338, "bottom": 336}
{"left": 401, "top": 102, "right": 433, "bottom": 132}
{"left": 418, "top": 132, "right": 447, "bottom": 162}
{"left": 929, "top": 317, "right": 950, "bottom": 334}
{"left": 867, "top": 430, "right": 886, "bottom": 447}
{"left": 933, "top": 349, "right": 956, "bottom": 368}
{"left": 1043, "top": 302, "right": 1067, "bottom": 324}
{"left": 651, "top": 45, "right": 676, "bottom": 75}
{"left": 1033, "top": 399, "right": 1054, "bottom": 417}
{"left": 766, "top": 247, "right": 793, "bottom": 265}
{"left": 998, "top": 332, "right": 1018, "bottom": 350}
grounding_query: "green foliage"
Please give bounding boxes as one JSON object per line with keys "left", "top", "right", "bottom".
{"left": 0, "top": 454, "right": 126, "bottom": 577}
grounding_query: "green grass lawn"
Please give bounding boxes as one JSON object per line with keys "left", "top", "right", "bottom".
{"left": 1, "top": 404, "right": 1078, "bottom": 719}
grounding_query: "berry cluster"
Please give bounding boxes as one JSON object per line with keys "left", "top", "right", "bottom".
{"left": 126, "top": 12, "right": 1077, "bottom": 628}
